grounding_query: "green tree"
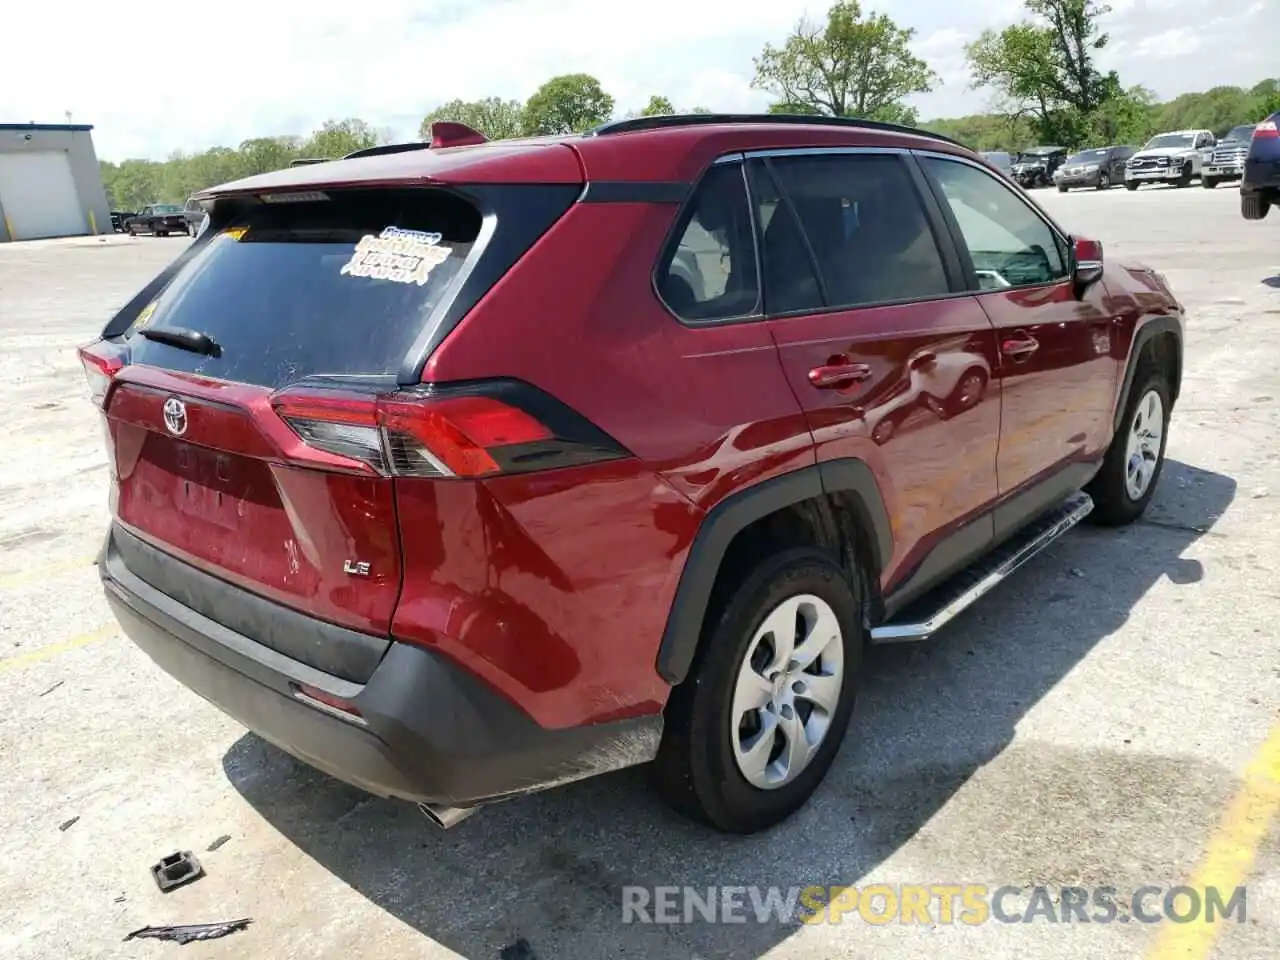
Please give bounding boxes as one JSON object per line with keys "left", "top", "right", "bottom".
{"left": 303, "top": 118, "right": 380, "bottom": 158}
{"left": 752, "top": 0, "right": 936, "bottom": 121}
{"left": 639, "top": 95, "right": 676, "bottom": 117}
{"left": 522, "top": 74, "right": 615, "bottom": 135}
{"left": 237, "top": 136, "right": 304, "bottom": 175}
{"left": 419, "top": 97, "right": 525, "bottom": 140}
{"left": 966, "top": 0, "right": 1120, "bottom": 146}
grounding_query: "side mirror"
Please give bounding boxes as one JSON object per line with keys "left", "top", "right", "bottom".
{"left": 1072, "top": 237, "right": 1104, "bottom": 295}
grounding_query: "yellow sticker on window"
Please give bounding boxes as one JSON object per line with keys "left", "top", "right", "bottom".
{"left": 134, "top": 300, "right": 158, "bottom": 329}
{"left": 221, "top": 226, "right": 248, "bottom": 241}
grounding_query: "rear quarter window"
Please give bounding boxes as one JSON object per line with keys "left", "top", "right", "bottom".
{"left": 126, "top": 189, "right": 482, "bottom": 388}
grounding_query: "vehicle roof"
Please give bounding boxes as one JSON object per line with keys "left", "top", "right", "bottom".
{"left": 1151, "top": 129, "right": 1210, "bottom": 136}
{"left": 195, "top": 117, "right": 975, "bottom": 199}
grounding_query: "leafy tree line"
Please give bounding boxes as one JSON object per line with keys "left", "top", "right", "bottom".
{"left": 101, "top": 0, "right": 1279, "bottom": 209}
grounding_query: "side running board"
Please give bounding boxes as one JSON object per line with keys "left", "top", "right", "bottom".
{"left": 870, "top": 493, "right": 1094, "bottom": 644}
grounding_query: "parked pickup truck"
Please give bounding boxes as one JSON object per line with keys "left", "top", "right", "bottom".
{"left": 1203, "top": 124, "right": 1261, "bottom": 189}
{"left": 1125, "top": 129, "right": 1216, "bottom": 189}
{"left": 123, "top": 204, "right": 190, "bottom": 237}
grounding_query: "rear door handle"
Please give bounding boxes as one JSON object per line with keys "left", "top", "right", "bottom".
{"left": 1001, "top": 336, "right": 1039, "bottom": 359}
{"left": 808, "top": 360, "right": 872, "bottom": 389}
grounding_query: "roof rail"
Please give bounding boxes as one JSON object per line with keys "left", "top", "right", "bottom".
{"left": 589, "top": 113, "right": 967, "bottom": 150}
{"left": 342, "top": 141, "right": 431, "bottom": 160}
{"left": 288, "top": 157, "right": 331, "bottom": 167}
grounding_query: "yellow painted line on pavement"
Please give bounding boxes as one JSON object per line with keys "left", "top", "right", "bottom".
{"left": 1146, "top": 722, "right": 1280, "bottom": 960}
{"left": 0, "top": 625, "right": 117, "bottom": 674}
{"left": 0, "top": 556, "right": 96, "bottom": 591}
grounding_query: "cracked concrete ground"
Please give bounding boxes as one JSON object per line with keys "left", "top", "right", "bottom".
{"left": 1, "top": 186, "right": 1278, "bottom": 960}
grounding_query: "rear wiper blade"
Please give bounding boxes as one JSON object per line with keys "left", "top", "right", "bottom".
{"left": 136, "top": 326, "right": 222, "bottom": 357}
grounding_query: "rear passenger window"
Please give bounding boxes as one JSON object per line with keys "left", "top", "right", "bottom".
{"left": 922, "top": 157, "right": 1068, "bottom": 290}
{"left": 748, "top": 161, "right": 823, "bottom": 314}
{"left": 657, "top": 164, "right": 760, "bottom": 322}
{"left": 764, "top": 154, "right": 951, "bottom": 310}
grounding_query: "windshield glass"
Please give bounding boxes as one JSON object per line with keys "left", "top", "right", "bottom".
{"left": 1067, "top": 149, "right": 1109, "bottom": 164}
{"left": 152, "top": 204, "right": 183, "bottom": 214}
{"left": 1143, "top": 134, "right": 1195, "bottom": 150}
{"left": 1223, "top": 126, "right": 1255, "bottom": 143}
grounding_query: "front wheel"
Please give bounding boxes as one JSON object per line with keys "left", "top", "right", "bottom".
{"left": 1126, "top": 181, "right": 1139, "bottom": 191}
{"left": 1086, "top": 368, "right": 1171, "bottom": 526}
{"left": 652, "top": 548, "right": 863, "bottom": 833}
{"left": 1202, "top": 176, "right": 1218, "bottom": 189}
{"left": 1176, "top": 164, "right": 1193, "bottom": 188}
{"left": 1057, "top": 184, "right": 1069, "bottom": 193}
{"left": 1096, "top": 171, "right": 1111, "bottom": 190}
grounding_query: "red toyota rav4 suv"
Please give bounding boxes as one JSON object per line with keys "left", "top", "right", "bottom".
{"left": 82, "top": 115, "right": 1183, "bottom": 834}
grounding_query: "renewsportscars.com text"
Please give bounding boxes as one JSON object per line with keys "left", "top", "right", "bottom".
{"left": 620, "top": 884, "right": 1247, "bottom": 926}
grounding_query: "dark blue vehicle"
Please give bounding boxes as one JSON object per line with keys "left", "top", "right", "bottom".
{"left": 1242, "top": 113, "right": 1280, "bottom": 220}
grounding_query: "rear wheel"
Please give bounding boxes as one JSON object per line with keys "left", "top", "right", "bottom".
{"left": 1242, "top": 192, "right": 1272, "bottom": 220}
{"left": 1096, "top": 171, "right": 1111, "bottom": 190}
{"left": 1086, "top": 368, "right": 1171, "bottom": 526}
{"left": 652, "top": 547, "right": 863, "bottom": 834}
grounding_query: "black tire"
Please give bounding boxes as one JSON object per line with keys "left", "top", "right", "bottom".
{"left": 127, "top": 224, "right": 137, "bottom": 236}
{"left": 652, "top": 547, "right": 863, "bottom": 834}
{"left": 1096, "top": 171, "right": 1111, "bottom": 190}
{"left": 1202, "top": 176, "right": 1218, "bottom": 189}
{"left": 1175, "top": 164, "right": 1192, "bottom": 188}
{"left": 1057, "top": 184, "right": 1069, "bottom": 193}
{"left": 1085, "top": 367, "right": 1171, "bottom": 526}
{"left": 1126, "top": 181, "right": 1139, "bottom": 191}
{"left": 1242, "top": 192, "right": 1271, "bottom": 220}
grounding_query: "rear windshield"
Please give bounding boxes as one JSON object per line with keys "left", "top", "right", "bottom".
{"left": 125, "top": 188, "right": 481, "bottom": 388}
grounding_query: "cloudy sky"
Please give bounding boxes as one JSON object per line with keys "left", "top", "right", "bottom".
{"left": 4, "top": 0, "right": 1276, "bottom": 161}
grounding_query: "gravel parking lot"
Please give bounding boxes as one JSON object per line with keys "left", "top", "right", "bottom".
{"left": 1, "top": 186, "right": 1278, "bottom": 960}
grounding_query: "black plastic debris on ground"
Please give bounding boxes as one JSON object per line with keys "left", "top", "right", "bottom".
{"left": 500, "top": 938, "right": 538, "bottom": 960}
{"left": 58, "top": 816, "right": 79, "bottom": 832}
{"left": 206, "top": 834, "right": 231, "bottom": 852}
{"left": 150, "top": 851, "right": 204, "bottom": 892}
{"left": 124, "top": 919, "right": 251, "bottom": 945}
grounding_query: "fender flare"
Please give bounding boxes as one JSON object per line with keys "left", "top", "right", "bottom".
{"left": 1112, "top": 315, "right": 1183, "bottom": 432}
{"left": 655, "top": 458, "right": 892, "bottom": 685}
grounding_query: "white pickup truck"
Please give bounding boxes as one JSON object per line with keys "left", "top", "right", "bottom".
{"left": 1124, "top": 129, "right": 1216, "bottom": 189}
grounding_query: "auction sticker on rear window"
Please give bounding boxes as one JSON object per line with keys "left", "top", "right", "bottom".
{"left": 339, "top": 226, "right": 452, "bottom": 286}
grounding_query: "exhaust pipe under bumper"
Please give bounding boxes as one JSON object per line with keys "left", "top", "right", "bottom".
{"left": 418, "top": 802, "right": 481, "bottom": 829}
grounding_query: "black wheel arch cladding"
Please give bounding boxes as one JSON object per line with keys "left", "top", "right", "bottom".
{"left": 655, "top": 459, "right": 891, "bottom": 686}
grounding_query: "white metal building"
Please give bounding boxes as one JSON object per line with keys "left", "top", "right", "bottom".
{"left": 0, "top": 123, "right": 112, "bottom": 242}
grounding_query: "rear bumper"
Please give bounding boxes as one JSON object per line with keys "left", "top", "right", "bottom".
{"left": 100, "top": 527, "right": 661, "bottom": 807}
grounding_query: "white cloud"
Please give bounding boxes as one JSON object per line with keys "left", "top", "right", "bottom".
{"left": 3, "top": 0, "right": 1276, "bottom": 160}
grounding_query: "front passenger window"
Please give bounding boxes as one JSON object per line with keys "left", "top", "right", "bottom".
{"left": 656, "top": 164, "right": 760, "bottom": 322}
{"left": 922, "top": 157, "right": 1068, "bottom": 291}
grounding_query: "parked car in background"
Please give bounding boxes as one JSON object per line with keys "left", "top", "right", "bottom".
{"left": 1055, "top": 145, "right": 1135, "bottom": 191}
{"left": 979, "top": 151, "right": 1014, "bottom": 176}
{"left": 1206, "top": 123, "right": 1264, "bottom": 190}
{"left": 182, "top": 197, "right": 208, "bottom": 237}
{"left": 1012, "top": 146, "right": 1067, "bottom": 188}
{"left": 123, "top": 204, "right": 189, "bottom": 237}
{"left": 1242, "top": 113, "right": 1280, "bottom": 219}
{"left": 1125, "top": 130, "right": 1215, "bottom": 189}
{"left": 81, "top": 113, "right": 1184, "bottom": 835}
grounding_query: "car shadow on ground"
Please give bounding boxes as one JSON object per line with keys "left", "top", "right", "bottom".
{"left": 224, "top": 458, "right": 1235, "bottom": 960}
{"left": 1262, "top": 275, "right": 1280, "bottom": 289}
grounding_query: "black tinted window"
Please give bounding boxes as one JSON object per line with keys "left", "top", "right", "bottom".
{"left": 923, "top": 157, "right": 1067, "bottom": 291}
{"left": 766, "top": 154, "right": 950, "bottom": 309}
{"left": 126, "top": 189, "right": 481, "bottom": 388}
{"left": 749, "top": 161, "right": 823, "bottom": 314}
{"left": 657, "top": 164, "right": 759, "bottom": 322}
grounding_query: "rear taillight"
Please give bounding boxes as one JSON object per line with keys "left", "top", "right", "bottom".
{"left": 1254, "top": 120, "right": 1279, "bottom": 140}
{"left": 77, "top": 341, "right": 125, "bottom": 408}
{"left": 271, "top": 381, "right": 626, "bottom": 479}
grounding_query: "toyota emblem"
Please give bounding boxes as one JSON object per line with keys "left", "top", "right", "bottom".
{"left": 162, "top": 397, "right": 188, "bottom": 436}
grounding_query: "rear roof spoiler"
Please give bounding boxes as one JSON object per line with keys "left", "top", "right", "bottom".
{"left": 289, "top": 158, "right": 330, "bottom": 167}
